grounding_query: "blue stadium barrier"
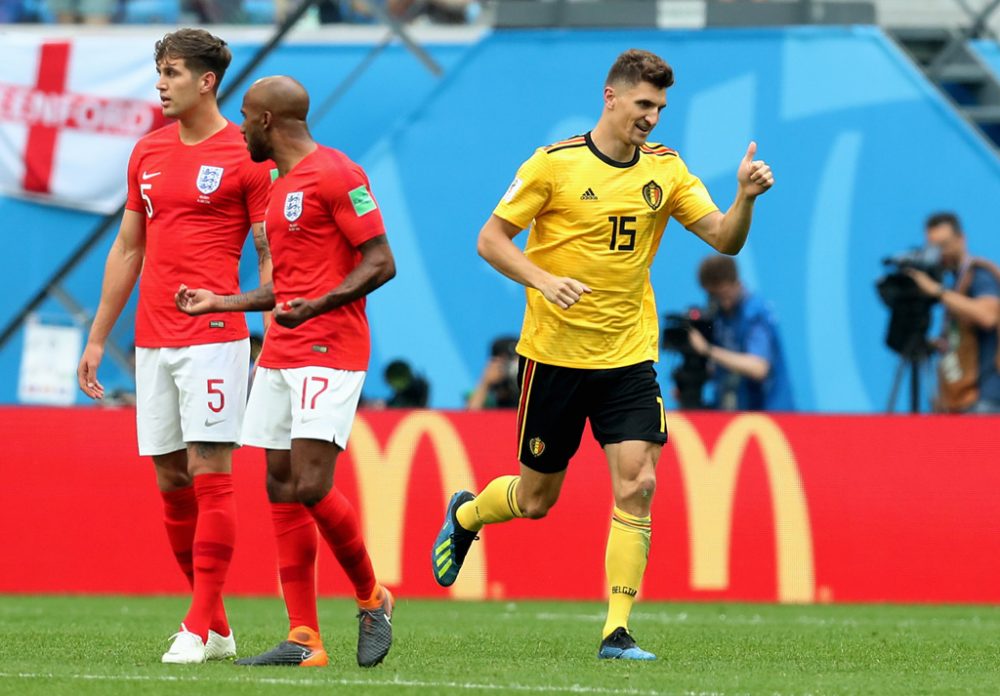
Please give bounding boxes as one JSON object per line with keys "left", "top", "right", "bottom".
{"left": 242, "top": 0, "right": 275, "bottom": 24}
{"left": 2, "top": 27, "right": 999, "bottom": 412}
{"left": 971, "top": 38, "right": 1000, "bottom": 77}
{"left": 120, "top": 0, "right": 180, "bottom": 23}
{"left": 18, "top": 0, "right": 56, "bottom": 22}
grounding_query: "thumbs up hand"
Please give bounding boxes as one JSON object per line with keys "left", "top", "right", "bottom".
{"left": 737, "top": 141, "right": 774, "bottom": 198}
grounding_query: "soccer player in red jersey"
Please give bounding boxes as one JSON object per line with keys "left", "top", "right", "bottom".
{"left": 176, "top": 75, "right": 397, "bottom": 668}
{"left": 76, "top": 29, "right": 273, "bottom": 664}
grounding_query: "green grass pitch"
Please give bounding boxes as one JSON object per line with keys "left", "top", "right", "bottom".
{"left": 0, "top": 596, "right": 998, "bottom": 695}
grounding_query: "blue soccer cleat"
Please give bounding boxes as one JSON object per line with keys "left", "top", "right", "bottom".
{"left": 598, "top": 627, "right": 657, "bottom": 661}
{"left": 432, "top": 490, "right": 478, "bottom": 587}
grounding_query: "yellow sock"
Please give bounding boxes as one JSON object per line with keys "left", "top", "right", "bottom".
{"left": 455, "top": 475, "right": 523, "bottom": 532}
{"left": 602, "top": 506, "right": 651, "bottom": 639}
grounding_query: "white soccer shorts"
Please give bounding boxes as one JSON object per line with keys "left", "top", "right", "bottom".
{"left": 242, "top": 366, "right": 366, "bottom": 451}
{"left": 135, "top": 339, "right": 250, "bottom": 456}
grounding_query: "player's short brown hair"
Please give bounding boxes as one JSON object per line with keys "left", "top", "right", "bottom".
{"left": 154, "top": 28, "right": 232, "bottom": 93}
{"left": 699, "top": 255, "right": 739, "bottom": 288}
{"left": 605, "top": 49, "right": 674, "bottom": 90}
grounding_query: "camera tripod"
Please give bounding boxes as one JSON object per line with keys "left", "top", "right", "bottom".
{"left": 886, "top": 349, "right": 932, "bottom": 414}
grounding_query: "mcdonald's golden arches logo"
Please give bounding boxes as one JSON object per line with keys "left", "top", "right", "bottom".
{"left": 669, "top": 413, "right": 815, "bottom": 603}
{"left": 346, "top": 411, "right": 814, "bottom": 603}
{"left": 349, "top": 412, "right": 486, "bottom": 599}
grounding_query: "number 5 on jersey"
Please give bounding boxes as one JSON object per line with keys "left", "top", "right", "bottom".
{"left": 140, "top": 183, "right": 154, "bottom": 218}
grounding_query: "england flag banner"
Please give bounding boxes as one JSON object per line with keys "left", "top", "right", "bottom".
{"left": 0, "top": 34, "right": 168, "bottom": 213}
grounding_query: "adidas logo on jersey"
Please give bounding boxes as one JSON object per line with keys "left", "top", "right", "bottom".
{"left": 580, "top": 188, "right": 598, "bottom": 200}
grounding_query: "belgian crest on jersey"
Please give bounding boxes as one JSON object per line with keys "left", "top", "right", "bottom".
{"left": 642, "top": 180, "right": 663, "bottom": 211}
{"left": 284, "top": 192, "right": 304, "bottom": 222}
{"left": 196, "top": 166, "right": 224, "bottom": 194}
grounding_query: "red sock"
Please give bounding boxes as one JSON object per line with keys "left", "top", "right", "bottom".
{"left": 162, "top": 486, "right": 197, "bottom": 580}
{"left": 161, "top": 487, "right": 231, "bottom": 636}
{"left": 307, "top": 488, "right": 376, "bottom": 601}
{"left": 182, "top": 473, "right": 236, "bottom": 641}
{"left": 271, "top": 502, "right": 319, "bottom": 632}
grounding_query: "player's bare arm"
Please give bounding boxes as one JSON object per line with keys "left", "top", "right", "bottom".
{"left": 251, "top": 221, "right": 273, "bottom": 330}
{"left": 77, "top": 209, "right": 147, "bottom": 400}
{"left": 272, "top": 234, "right": 396, "bottom": 329}
{"left": 687, "top": 141, "right": 774, "bottom": 255}
{"left": 477, "top": 214, "right": 591, "bottom": 310}
{"left": 175, "top": 282, "right": 276, "bottom": 315}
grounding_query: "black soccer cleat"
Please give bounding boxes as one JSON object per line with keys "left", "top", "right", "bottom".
{"left": 598, "top": 627, "right": 656, "bottom": 661}
{"left": 356, "top": 587, "right": 394, "bottom": 667}
{"left": 235, "top": 626, "right": 327, "bottom": 667}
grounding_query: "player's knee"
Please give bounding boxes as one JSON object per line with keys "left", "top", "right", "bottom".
{"left": 520, "top": 493, "right": 558, "bottom": 519}
{"left": 153, "top": 449, "right": 190, "bottom": 489}
{"left": 154, "top": 460, "right": 192, "bottom": 490}
{"left": 294, "top": 478, "right": 331, "bottom": 508}
{"left": 620, "top": 472, "right": 656, "bottom": 505}
{"left": 266, "top": 473, "right": 297, "bottom": 503}
{"left": 637, "top": 473, "right": 657, "bottom": 500}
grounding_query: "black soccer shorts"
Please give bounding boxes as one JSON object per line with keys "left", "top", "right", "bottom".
{"left": 514, "top": 357, "right": 668, "bottom": 474}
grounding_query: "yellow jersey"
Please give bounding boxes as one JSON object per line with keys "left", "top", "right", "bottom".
{"left": 493, "top": 132, "right": 719, "bottom": 369}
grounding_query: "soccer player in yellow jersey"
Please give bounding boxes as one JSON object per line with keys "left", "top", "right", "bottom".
{"left": 432, "top": 49, "right": 773, "bottom": 659}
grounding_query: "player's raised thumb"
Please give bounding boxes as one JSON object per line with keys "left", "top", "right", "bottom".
{"left": 743, "top": 141, "right": 757, "bottom": 163}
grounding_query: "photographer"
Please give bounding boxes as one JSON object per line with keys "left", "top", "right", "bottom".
{"left": 384, "top": 359, "right": 430, "bottom": 408}
{"left": 905, "top": 213, "right": 1000, "bottom": 413}
{"left": 687, "top": 255, "right": 794, "bottom": 411}
{"left": 466, "top": 336, "right": 520, "bottom": 409}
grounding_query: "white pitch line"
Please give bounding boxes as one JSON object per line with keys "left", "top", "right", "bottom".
{"left": 0, "top": 672, "right": 725, "bottom": 696}
{"left": 526, "top": 611, "right": 1000, "bottom": 630}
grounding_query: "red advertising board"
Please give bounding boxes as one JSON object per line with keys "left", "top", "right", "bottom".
{"left": 1, "top": 407, "right": 997, "bottom": 603}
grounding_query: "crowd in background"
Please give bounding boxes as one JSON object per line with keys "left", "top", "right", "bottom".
{"left": 0, "top": 0, "right": 480, "bottom": 25}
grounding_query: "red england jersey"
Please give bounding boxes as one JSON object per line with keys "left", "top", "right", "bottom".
{"left": 258, "top": 146, "right": 386, "bottom": 371}
{"left": 125, "top": 121, "right": 271, "bottom": 347}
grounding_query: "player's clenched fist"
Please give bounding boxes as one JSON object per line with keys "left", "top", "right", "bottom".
{"left": 539, "top": 275, "right": 592, "bottom": 310}
{"left": 736, "top": 141, "right": 774, "bottom": 197}
{"left": 273, "top": 297, "right": 321, "bottom": 328}
{"left": 174, "top": 284, "right": 220, "bottom": 315}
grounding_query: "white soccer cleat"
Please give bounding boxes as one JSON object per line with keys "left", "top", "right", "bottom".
{"left": 162, "top": 624, "right": 207, "bottom": 664}
{"left": 205, "top": 629, "right": 237, "bottom": 661}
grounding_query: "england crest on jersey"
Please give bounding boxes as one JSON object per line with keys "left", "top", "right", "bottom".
{"left": 196, "top": 166, "right": 224, "bottom": 194}
{"left": 284, "top": 192, "right": 303, "bottom": 221}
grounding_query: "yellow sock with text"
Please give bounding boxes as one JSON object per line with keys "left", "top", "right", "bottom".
{"left": 455, "top": 475, "right": 523, "bottom": 532}
{"left": 602, "top": 506, "right": 651, "bottom": 639}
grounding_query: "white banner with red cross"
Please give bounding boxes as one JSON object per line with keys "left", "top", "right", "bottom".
{"left": 0, "top": 34, "right": 167, "bottom": 213}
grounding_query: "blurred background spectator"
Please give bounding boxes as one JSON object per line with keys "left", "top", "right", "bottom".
{"left": 48, "top": 0, "right": 115, "bottom": 23}
{"left": 466, "top": 335, "right": 520, "bottom": 409}
{"left": 184, "top": 0, "right": 242, "bottom": 23}
{"left": 382, "top": 358, "right": 430, "bottom": 408}
{"left": 688, "top": 255, "right": 795, "bottom": 412}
